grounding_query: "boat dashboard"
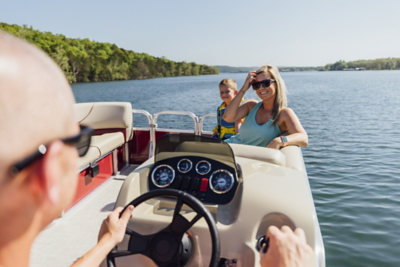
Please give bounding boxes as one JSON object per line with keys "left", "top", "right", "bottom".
{"left": 112, "top": 134, "right": 324, "bottom": 267}
{"left": 148, "top": 155, "right": 239, "bottom": 205}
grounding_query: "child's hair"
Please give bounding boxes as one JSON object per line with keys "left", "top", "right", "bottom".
{"left": 219, "top": 78, "right": 237, "bottom": 91}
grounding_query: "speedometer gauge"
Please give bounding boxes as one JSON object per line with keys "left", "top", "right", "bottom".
{"left": 177, "top": 159, "right": 192, "bottom": 173}
{"left": 152, "top": 165, "right": 175, "bottom": 188}
{"left": 209, "top": 169, "right": 234, "bottom": 194}
{"left": 196, "top": 160, "right": 211, "bottom": 175}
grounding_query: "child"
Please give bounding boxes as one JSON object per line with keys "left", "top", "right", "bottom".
{"left": 212, "top": 78, "right": 244, "bottom": 140}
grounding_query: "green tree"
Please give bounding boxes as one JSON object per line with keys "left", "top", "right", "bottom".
{"left": 50, "top": 46, "right": 74, "bottom": 82}
{"left": 0, "top": 22, "right": 221, "bottom": 82}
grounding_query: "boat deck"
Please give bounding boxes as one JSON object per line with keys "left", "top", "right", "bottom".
{"left": 30, "top": 166, "right": 138, "bottom": 267}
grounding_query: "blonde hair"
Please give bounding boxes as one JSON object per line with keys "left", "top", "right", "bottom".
{"left": 256, "top": 65, "right": 288, "bottom": 124}
{"left": 219, "top": 78, "right": 237, "bottom": 91}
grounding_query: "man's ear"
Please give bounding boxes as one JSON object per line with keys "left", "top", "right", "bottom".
{"left": 37, "top": 140, "right": 64, "bottom": 204}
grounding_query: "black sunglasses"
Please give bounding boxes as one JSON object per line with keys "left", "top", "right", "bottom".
{"left": 9, "top": 125, "right": 94, "bottom": 176}
{"left": 252, "top": 79, "right": 276, "bottom": 90}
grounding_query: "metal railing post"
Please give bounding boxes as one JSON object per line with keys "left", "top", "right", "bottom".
{"left": 199, "top": 113, "right": 217, "bottom": 135}
{"left": 132, "top": 109, "right": 154, "bottom": 159}
{"left": 152, "top": 111, "right": 199, "bottom": 156}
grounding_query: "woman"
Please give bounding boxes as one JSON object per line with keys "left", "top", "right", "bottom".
{"left": 223, "top": 65, "right": 308, "bottom": 149}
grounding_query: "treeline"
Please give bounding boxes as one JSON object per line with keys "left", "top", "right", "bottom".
{"left": 322, "top": 58, "right": 400, "bottom": 71}
{"left": 0, "top": 23, "right": 219, "bottom": 83}
{"left": 280, "top": 58, "right": 400, "bottom": 72}
{"left": 219, "top": 59, "right": 400, "bottom": 73}
{"left": 279, "top": 66, "right": 321, "bottom": 72}
{"left": 216, "top": 65, "right": 257, "bottom": 73}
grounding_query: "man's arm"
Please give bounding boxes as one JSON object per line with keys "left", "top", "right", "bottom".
{"left": 70, "top": 205, "right": 134, "bottom": 267}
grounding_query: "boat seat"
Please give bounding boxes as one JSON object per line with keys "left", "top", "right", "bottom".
{"left": 90, "top": 132, "right": 125, "bottom": 156}
{"left": 77, "top": 147, "right": 101, "bottom": 170}
{"left": 77, "top": 132, "right": 126, "bottom": 170}
{"left": 74, "top": 102, "right": 133, "bottom": 170}
{"left": 229, "top": 144, "right": 286, "bottom": 167}
{"left": 75, "top": 102, "right": 133, "bottom": 142}
{"left": 280, "top": 146, "right": 305, "bottom": 172}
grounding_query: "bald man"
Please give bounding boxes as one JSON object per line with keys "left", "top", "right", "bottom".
{"left": 0, "top": 31, "right": 134, "bottom": 267}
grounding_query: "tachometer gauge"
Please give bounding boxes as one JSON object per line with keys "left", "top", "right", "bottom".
{"left": 209, "top": 170, "right": 234, "bottom": 194}
{"left": 152, "top": 165, "right": 175, "bottom": 188}
{"left": 196, "top": 160, "right": 211, "bottom": 175}
{"left": 177, "top": 159, "right": 192, "bottom": 173}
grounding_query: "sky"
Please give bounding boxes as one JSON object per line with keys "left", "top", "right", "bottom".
{"left": 1, "top": 0, "right": 399, "bottom": 67}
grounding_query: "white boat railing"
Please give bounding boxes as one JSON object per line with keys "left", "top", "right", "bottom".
{"left": 132, "top": 109, "right": 154, "bottom": 159}
{"left": 152, "top": 111, "right": 199, "bottom": 156}
{"left": 198, "top": 113, "right": 217, "bottom": 135}
{"left": 132, "top": 110, "right": 220, "bottom": 157}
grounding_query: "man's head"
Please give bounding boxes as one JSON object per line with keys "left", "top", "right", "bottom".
{"left": 0, "top": 31, "right": 79, "bottom": 246}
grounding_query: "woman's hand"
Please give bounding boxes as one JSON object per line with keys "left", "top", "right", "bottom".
{"left": 266, "top": 137, "right": 282, "bottom": 150}
{"left": 240, "top": 71, "right": 257, "bottom": 93}
{"left": 98, "top": 205, "right": 134, "bottom": 246}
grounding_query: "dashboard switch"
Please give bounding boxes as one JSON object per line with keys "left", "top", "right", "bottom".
{"left": 200, "top": 178, "right": 208, "bottom": 192}
{"left": 190, "top": 177, "right": 200, "bottom": 190}
{"left": 173, "top": 175, "right": 182, "bottom": 189}
{"left": 180, "top": 176, "right": 191, "bottom": 190}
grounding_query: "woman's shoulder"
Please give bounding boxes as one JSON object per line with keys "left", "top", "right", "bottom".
{"left": 242, "top": 99, "right": 258, "bottom": 108}
{"left": 278, "top": 108, "right": 299, "bottom": 122}
{"left": 279, "top": 107, "right": 295, "bottom": 116}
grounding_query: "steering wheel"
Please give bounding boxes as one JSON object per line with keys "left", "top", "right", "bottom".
{"left": 107, "top": 189, "right": 220, "bottom": 267}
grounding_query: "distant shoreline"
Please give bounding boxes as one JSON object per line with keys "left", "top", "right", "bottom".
{"left": 218, "top": 69, "right": 400, "bottom": 74}
{"left": 217, "top": 58, "right": 400, "bottom": 73}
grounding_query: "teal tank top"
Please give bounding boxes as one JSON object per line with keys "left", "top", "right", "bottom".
{"left": 225, "top": 102, "right": 281, "bottom": 147}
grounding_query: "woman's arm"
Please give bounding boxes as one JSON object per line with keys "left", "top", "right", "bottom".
{"left": 267, "top": 108, "right": 308, "bottom": 149}
{"left": 234, "top": 120, "right": 242, "bottom": 134}
{"left": 223, "top": 71, "right": 257, "bottom": 122}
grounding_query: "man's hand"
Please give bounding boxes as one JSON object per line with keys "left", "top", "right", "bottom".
{"left": 98, "top": 205, "right": 134, "bottom": 247}
{"left": 260, "top": 226, "right": 313, "bottom": 267}
{"left": 70, "top": 206, "right": 134, "bottom": 267}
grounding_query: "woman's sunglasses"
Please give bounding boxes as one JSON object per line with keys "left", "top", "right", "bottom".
{"left": 252, "top": 79, "right": 275, "bottom": 90}
{"left": 10, "top": 125, "right": 94, "bottom": 176}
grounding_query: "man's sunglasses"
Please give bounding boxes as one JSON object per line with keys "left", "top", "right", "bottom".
{"left": 252, "top": 79, "right": 276, "bottom": 90}
{"left": 10, "top": 125, "right": 94, "bottom": 176}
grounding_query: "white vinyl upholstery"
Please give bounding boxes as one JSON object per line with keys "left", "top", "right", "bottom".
{"left": 90, "top": 132, "right": 125, "bottom": 156}
{"left": 74, "top": 102, "right": 133, "bottom": 170}
{"left": 77, "top": 147, "right": 101, "bottom": 169}
{"left": 75, "top": 102, "right": 133, "bottom": 141}
{"left": 280, "top": 146, "right": 305, "bottom": 172}
{"left": 229, "top": 144, "right": 286, "bottom": 167}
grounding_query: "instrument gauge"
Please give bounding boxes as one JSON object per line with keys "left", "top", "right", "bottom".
{"left": 152, "top": 165, "right": 175, "bottom": 188}
{"left": 196, "top": 160, "right": 211, "bottom": 175}
{"left": 177, "top": 159, "right": 192, "bottom": 173}
{"left": 209, "top": 169, "right": 234, "bottom": 194}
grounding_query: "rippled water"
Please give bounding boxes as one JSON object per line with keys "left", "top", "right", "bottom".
{"left": 72, "top": 70, "right": 400, "bottom": 266}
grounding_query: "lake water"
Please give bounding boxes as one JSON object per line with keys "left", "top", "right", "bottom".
{"left": 72, "top": 70, "right": 400, "bottom": 267}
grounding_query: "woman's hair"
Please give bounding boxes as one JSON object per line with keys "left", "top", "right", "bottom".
{"left": 256, "top": 65, "right": 288, "bottom": 124}
{"left": 219, "top": 78, "right": 237, "bottom": 91}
